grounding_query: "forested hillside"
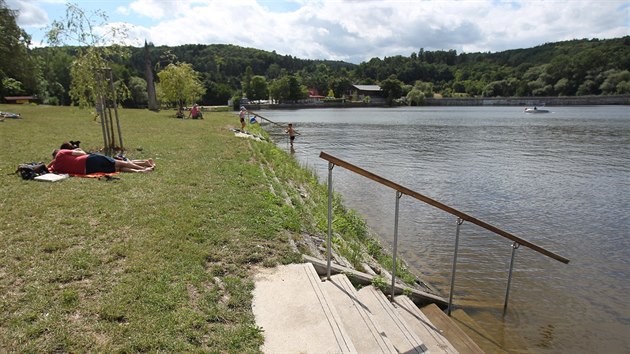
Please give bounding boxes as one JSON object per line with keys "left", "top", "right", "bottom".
{"left": 1, "top": 0, "right": 628, "bottom": 107}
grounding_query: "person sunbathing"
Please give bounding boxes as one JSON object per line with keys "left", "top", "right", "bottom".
{"left": 48, "top": 147, "right": 155, "bottom": 174}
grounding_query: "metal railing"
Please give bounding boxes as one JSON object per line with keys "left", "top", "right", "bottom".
{"left": 320, "top": 151, "right": 569, "bottom": 316}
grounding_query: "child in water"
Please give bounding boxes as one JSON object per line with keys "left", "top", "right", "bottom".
{"left": 285, "top": 123, "right": 296, "bottom": 147}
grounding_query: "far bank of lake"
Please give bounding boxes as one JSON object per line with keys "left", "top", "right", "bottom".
{"left": 244, "top": 94, "right": 630, "bottom": 111}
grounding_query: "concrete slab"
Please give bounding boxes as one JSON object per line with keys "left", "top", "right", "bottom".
{"left": 394, "top": 295, "right": 460, "bottom": 353}
{"left": 322, "top": 274, "right": 397, "bottom": 353}
{"left": 357, "top": 286, "right": 427, "bottom": 353}
{"left": 252, "top": 263, "right": 357, "bottom": 353}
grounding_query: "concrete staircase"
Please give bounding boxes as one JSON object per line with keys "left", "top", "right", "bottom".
{"left": 253, "top": 263, "right": 472, "bottom": 353}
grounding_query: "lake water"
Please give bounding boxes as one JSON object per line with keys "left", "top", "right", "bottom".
{"left": 257, "top": 106, "right": 629, "bottom": 353}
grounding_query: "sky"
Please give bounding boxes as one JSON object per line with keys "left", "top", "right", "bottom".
{"left": 6, "top": 0, "right": 630, "bottom": 64}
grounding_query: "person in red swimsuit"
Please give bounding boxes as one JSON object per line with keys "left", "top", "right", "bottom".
{"left": 48, "top": 148, "right": 155, "bottom": 174}
{"left": 189, "top": 104, "right": 202, "bottom": 119}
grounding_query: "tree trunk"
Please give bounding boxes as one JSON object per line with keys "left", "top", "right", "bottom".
{"left": 144, "top": 41, "right": 159, "bottom": 111}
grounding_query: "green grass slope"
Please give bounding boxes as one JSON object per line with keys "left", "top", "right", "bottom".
{"left": 0, "top": 105, "right": 309, "bottom": 352}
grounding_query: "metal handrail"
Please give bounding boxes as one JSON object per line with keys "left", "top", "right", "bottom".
{"left": 320, "top": 151, "right": 569, "bottom": 315}
{"left": 320, "top": 152, "right": 569, "bottom": 264}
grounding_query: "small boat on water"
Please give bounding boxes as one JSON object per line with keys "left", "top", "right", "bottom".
{"left": 524, "top": 106, "right": 550, "bottom": 113}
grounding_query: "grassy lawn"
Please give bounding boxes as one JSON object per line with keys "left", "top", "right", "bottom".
{"left": 0, "top": 104, "right": 320, "bottom": 352}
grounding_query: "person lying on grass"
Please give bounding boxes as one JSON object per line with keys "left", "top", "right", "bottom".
{"left": 48, "top": 146, "right": 155, "bottom": 174}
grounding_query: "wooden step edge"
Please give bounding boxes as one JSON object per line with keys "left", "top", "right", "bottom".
{"left": 394, "top": 295, "right": 459, "bottom": 354}
{"left": 303, "top": 254, "right": 448, "bottom": 308}
{"left": 420, "top": 303, "right": 485, "bottom": 354}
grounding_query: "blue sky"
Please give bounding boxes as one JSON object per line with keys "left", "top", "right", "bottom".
{"left": 7, "top": 0, "right": 630, "bottom": 64}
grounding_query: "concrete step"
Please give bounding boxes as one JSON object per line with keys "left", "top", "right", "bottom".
{"left": 252, "top": 263, "right": 357, "bottom": 353}
{"left": 394, "top": 295, "right": 460, "bottom": 354}
{"left": 357, "top": 285, "right": 428, "bottom": 353}
{"left": 321, "top": 274, "right": 397, "bottom": 353}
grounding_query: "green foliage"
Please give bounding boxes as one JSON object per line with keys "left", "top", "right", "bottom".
{"left": 2, "top": 77, "right": 25, "bottom": 96}
{"left": 599, "top": 69, "right": 630, "bottom": 94}
{"left": 406, "top": 88, "right": 426, "bottom": 106}
{"left": 377, "top": 255, "right": 416, "bottom": 285}
{"left": 248, "top": 75, "right": 269, "bottom": 101}
{"left": 156, "top": 62, "right": 206, "bottom": 109}
{"left": 269, "top": 75, "right": 308, "bottom": 103}
{"left": 114, "top": 79, "right": 131, "bottom": 103}
{"left": 371, "top": 276, "right": 388, "bottom": 292}
{"left": 379, "top": 75, "right": 404, "bottom": 105}
{"left": 0, "top": 0, "right": 38, "bottom": 96}
{"left": 46, "top": 3, "right": 130, "bottom": 108}
{"left": 126, "top": 76, "right": 149, "bottom": 106}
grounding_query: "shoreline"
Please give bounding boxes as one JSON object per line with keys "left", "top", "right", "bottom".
{"left": 244, "top": 93, "right": 630, "bottom": 110}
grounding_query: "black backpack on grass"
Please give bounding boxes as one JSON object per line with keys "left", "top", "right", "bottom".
{"left": 15, "top": 162, "right": 49, "bottom": 180}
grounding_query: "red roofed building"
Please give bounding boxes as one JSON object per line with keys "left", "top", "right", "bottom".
{"left": 307, "top": 89, "right": 325, "bottom": 103}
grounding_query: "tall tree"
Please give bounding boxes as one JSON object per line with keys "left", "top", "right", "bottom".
{"left": 144, "top": 41, "right": 159, "bottom": 111}
{"left": 156, "top": 62, "right": 205, "bottom": 111}
{"left": 0, "top": 0, "right": 38, "bottom": 98}
{"left": 379, "top": 75, "right": 404, "bottom": 106}
{"left": 248, "top": 75, "right": 268, "bottom": 101}
{"left": 269, "top": 75, "right": 307, "bottom": 103}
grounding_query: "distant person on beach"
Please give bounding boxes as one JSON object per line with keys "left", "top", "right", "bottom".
{"left": 239, "top": 106, "right": 247, "bottom": 131}
{"left": 189, "top": 104, "right": 202, "bottom": 119}
{"left": 285, "top": 123, "right": 296, "bottom": 148}
{"left": 94, "top": 101, "right": 103, "bottom": 122}
{"left": 48, "top": 144, "right": 155, "bottom": 174}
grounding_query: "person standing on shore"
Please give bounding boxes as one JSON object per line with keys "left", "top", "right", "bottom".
{"left": 239, "top": 106, "right": 247, "bottom": 131}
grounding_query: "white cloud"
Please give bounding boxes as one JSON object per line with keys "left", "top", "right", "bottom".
{"left": 6, "top": 0, "right": 630, "bottom": 63}
{"left": 116, "top": 6, "right": 130, "bottom": 16}
{"left": 6, "top": 0, "right": 49, "bottom": 28}
{"left": 127, "top": 0, "right": 197, "bottom": 20}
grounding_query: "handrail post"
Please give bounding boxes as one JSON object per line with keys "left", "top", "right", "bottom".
{"left": 503, "top": 241, "right": 521, "bottom": 316}
{"left": 448, "top": 218, "right": 464, "bottom": 316}
{"left": 326, "top": 162, "right": 335, "bottom": 280}
{"left": 390, "top": 191, "right": 402, "bottom": 300}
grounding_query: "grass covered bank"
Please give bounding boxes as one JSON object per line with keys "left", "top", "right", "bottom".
{"left": 1, "top": 104, "right": 424, "bottom": 352}
{"left": 0, "top": 104, "right": 331, "bottom": 352}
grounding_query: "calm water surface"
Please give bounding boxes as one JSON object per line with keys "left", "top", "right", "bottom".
{"left": 258, "top": 106, "right": 629, "bottom": 353}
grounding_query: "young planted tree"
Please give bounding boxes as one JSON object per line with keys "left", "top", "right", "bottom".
{"left": 156, "top": 62, "right": 205, "bottom": 113}
{"left": 46, "top": 3, "right": 130, "bottom": 154}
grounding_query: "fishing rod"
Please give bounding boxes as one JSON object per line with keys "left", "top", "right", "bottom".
{"left": 247, "top": 110, "right": 301, "bottom": 135}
